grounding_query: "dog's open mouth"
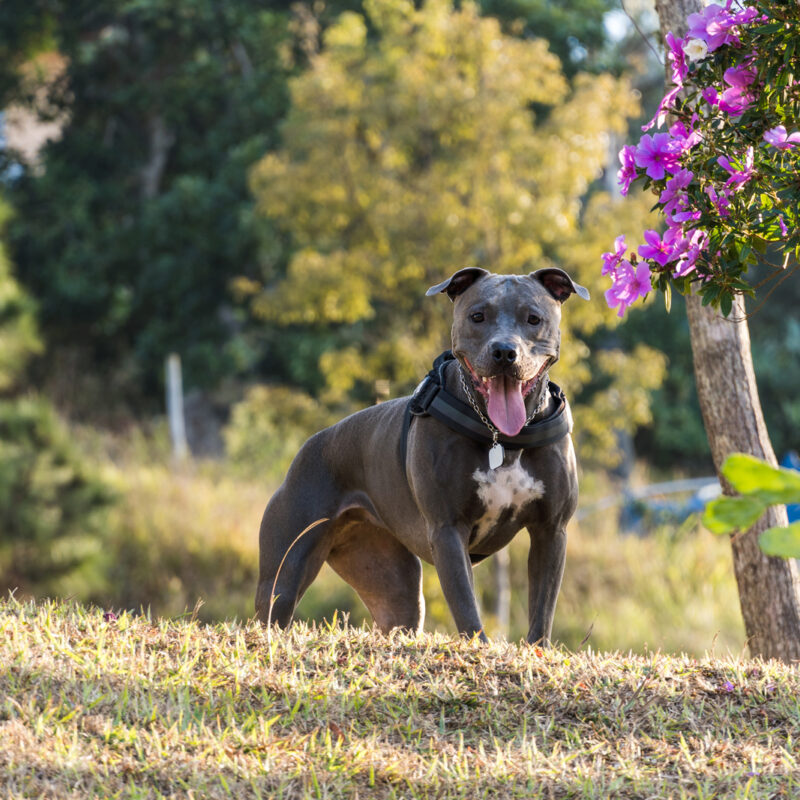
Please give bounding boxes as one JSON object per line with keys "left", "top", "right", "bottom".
{"left": 463, "top": 356, "right": 551, "bottom": 437}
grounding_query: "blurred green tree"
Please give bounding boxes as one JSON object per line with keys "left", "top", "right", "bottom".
{"left": 0, "top": 201, "right": 40, "bottom": 388}
{"left": 479, "top": 0, "right": 617, "bottom": 75}
{"left": 0, "top": 196, "right": 112, "bottom": 597}
{"left": 248, "top": 0, "right": 664, "bottom": 457}
{"left": 1, "top": 0, "right": 290, "bottom": 405}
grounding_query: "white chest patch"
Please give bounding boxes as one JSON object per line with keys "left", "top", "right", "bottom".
{"left": 472, "top": 460, "right": 545, "bottom": 543}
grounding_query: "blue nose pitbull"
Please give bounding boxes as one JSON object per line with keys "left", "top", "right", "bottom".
{"left": 255, "top": 267, "right": 589, "bottom": 644}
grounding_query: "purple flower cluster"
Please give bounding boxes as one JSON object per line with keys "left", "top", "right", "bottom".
{"left": 718, "top": 146, "right": 754, "bottom": 190}
{"left": 686, "top": 2, "right": 759, "bottom": 52}
{"left": 605, "top": 1, "right": 772, "bottom": 317}
{"left": 657, "top": 2, "right": 765, "bottom": 123}
{"left": 602, "top": 236, "right": 652, "bottom": 318}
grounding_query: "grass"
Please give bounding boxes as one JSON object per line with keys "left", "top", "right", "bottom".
{"left": 1, "top": 596, "right": 798, "bottom": 799}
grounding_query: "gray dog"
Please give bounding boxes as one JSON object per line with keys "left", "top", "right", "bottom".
{"left": 255, "top": 266, "right": 589, "bottom": 643}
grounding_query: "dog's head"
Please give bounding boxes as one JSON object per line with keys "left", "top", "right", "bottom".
{"left": 427, "top": 268, "right": 589, "bottom": 436}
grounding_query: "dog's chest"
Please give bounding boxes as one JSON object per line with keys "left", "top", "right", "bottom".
{"left": 470, "top": 459, "right": 544, "bottom": 545}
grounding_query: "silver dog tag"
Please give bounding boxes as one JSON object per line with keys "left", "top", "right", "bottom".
{"left": 489, "top": 442, "right": 504, "bottom": 470}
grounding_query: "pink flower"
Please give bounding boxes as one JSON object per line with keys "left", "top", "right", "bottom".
{"left": 627, "top": 262, "right": 652, "bottom": 301}
{"left": 641, "top": 32, "right": 688, "bottom": 132}
{"left": 718, "top": 146, "right": 754, "bottom": 191}
{"left": 605, "top": 261, "right": 633, "bottom": 317}
{"left": 666, "top": 32, "right": 688, "bottom": 86}
{"left": 602, "top": 235, "right": 627, "bottom": 276}
{"left": 702, "top": 86, "right": 720, "bottom": 106}
{"left": 638, "top": 229, "right": 678, "bottom": 267}
{"left": 635, "top": 133, "right": 681, "bottom": 181}
{"left": 617, "top": 145, "right": 638, "bottom": 196}
{"left": 730, "top": 7, "right": 759, "bottom": 26}
{"left": 659, "top": 169, "right": 698, "bottom": 224}
{"left": 669, "top": 119, "right": 702, "bottom": 153}
{"left": 764, "top": 126, "right": 800, "bottom": 149}
{"left": 673, "top": 229, "right": 708, "bottom": 277}
{"left": 705, "top": 184, "right": 732, "bottom": 218}
{"left": 659, "top": 169, "right": 693, "bottom": 205}
{"left": 719, "top": 66, "right": 756, "bottom": 116}
{"left": 673, "top": 259, "right": 696, "bottom": 278}
{"left": 723, "top": 66, "right": 756, "bottom": 90}
{"left": 778, "top": 216, "right": 788, "bottom": 238}
{"left": 671, "top": 207, "right": 701, "bottom": 225}
{"left": 605, "top": 261, "right": 651, "bottom": 317}
{"left": 719, "top": 88, "right": 752, "bottom": 115}
{"left": 687, "top": 3, "right": 739, "bottom": 52}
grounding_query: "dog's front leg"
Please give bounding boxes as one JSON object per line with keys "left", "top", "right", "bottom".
{"left": 429, "top": 524, "right": 488, "bottom": 642}
{"left": 525, "top": 525, "right": 567, "bottom": 646}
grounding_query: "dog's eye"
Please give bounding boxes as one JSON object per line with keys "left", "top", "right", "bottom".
{"left": 528, "top": 314, "right": 541, "bottom": 326}
{"left": 470, "top": 312, "right": 485, "bottom": 323}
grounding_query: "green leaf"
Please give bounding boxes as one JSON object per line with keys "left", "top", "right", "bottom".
{"left": 703, "top": 495, "right": 767, "bottom": 535}
{"left": 721, "top": 453, "right": 800, "bottom": 505}
{"left": 701, "top": 284, "right": 720, "bottom": 306}
{"left": 759, "top": 522, "right": 800, "bottom": 559}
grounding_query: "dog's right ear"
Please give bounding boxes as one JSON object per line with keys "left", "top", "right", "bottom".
{"left": 426, "top": 268, "right": 490, "bottom": 301}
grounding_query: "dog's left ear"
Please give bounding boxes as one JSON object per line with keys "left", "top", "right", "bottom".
{"left": 530, "top": 268, "right": 590, "bottom": 302}
{"left": 426, "top": 267, "right": 490, "bottom": 301}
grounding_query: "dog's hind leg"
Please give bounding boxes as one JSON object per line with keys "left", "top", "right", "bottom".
{"left": 255, "top": 482, "right": 335, "bottom": 627}
{"left": 327, "top": 523, "right": 425, "bottom": 634}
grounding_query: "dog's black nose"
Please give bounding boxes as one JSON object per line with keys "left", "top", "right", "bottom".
{"left": 491, "top": 342, "right": 518, "bottom": 364}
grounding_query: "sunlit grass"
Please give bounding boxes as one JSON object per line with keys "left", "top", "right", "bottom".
{"left": 0, "top": 596, "right": 796, "bottom": 799}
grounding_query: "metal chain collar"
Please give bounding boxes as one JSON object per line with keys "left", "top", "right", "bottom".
{"left": 458, "top": 365, "right": 550, "bottom": 443}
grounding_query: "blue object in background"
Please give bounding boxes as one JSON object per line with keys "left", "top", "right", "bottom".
{"left": 780, "top": 451, "right": 800, "bottom": 523}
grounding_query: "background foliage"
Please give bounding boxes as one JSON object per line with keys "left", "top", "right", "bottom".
{"left": 2, "top": 0, "right": 290, "bottom": 405}
{"left": 0, "top": 0, "right": 797, "bottom": 651}
{"left": 247, "top": 0, "right": 664, "bottom": 460}
{"left": 0, "top": 196, "right": 111, "bottom": 597}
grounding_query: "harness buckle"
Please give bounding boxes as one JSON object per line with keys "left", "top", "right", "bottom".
{"left": 408, "top": 376, "right": 439, "bottom": 416}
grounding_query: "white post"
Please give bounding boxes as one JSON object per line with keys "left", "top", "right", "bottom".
{"left": 494, "top": 548, "right": 510, "bottom": 637}
{"left": 165, "top": 353, "right": 189, "bottom": 461}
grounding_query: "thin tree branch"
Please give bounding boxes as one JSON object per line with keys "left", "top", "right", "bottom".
{"left": 741, "top": 263, "right": 800, "bottom": 321}
{"left": 621, "top": 0, "right": 663, "bottom": 63}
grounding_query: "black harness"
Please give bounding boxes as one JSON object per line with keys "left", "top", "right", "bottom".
{"left": 400, "top": 351, "right": 573, "bottom": 467}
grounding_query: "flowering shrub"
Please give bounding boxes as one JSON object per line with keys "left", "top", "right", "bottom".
{"left": 603, "top": 1, "right": 799, "bottom": 318}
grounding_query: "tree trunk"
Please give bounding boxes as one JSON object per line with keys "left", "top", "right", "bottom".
{"left": 686, "top": 296, "right": 800, "bottom": 660}
{"left": 139, "top": 114, "right": 174, "bottom": 200}
{"left": 654, "top": 0, "right": 800, "bottom": 661}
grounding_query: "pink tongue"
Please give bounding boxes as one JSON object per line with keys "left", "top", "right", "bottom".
{"left": 486, "top": 375, "right": 527, "bottom": 437}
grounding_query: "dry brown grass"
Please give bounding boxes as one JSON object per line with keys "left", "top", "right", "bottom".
{"left": 0, "top": 596, "right": 798, "bottom": 799}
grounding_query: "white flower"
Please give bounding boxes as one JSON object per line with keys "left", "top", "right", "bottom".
{"left": 683, "top": 38, "right": 709, "bottom": 62}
